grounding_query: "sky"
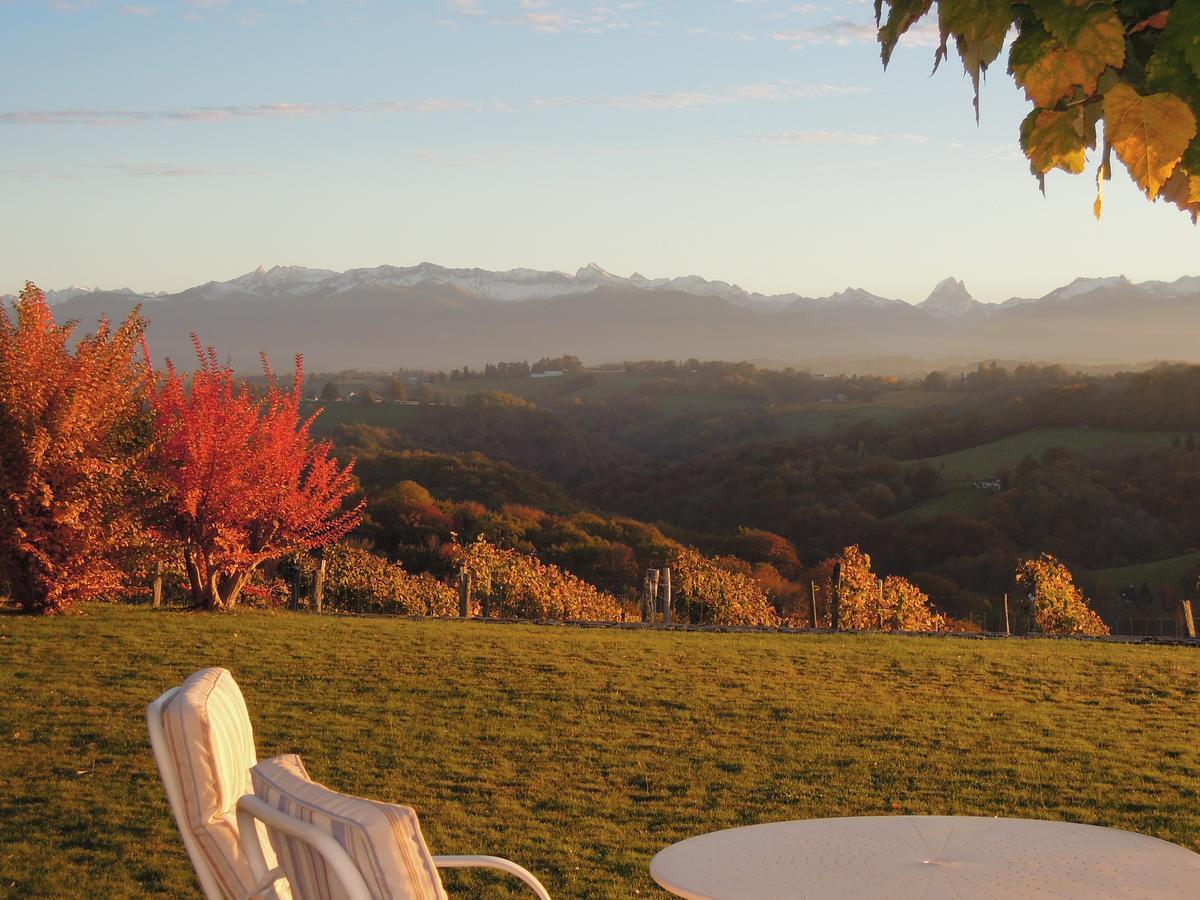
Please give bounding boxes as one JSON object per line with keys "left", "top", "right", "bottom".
{"left": 1, "top": 0, "right": 1195, "bottom": 305}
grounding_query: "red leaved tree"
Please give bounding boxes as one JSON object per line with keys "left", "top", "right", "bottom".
{"left": 0, "top": 283, "right": 152, "bottom": 613}
{"left": 150, "top": 338, "right": 363, "bottom": 609}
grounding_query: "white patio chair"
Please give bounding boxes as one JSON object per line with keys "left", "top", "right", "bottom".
{"left": 237, "top": 753, "right": 552, "bottom": 900}
{"left": 147, "top": 668, "right": 290, "bottom": 900}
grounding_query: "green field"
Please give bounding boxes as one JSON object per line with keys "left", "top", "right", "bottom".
{"left": 3, "top": 605, "right": 1199, "bottom": 897}
{"left": 301, "top": 400, "right": 421, "bottom": 436}
{"left": 302, "top": 378, "right": 963, "bottom": 437}
{"left": 1086, "top": 551, "right": 1200, "bottom": 599}
{"left": 770, "top": 390, "right": 966, "bottom": 437}
{"left": 892, "top": 487, "right": 995, "bottom": 520}
{"left": 913, "top": 428, "right": 1182, "bottom": 482}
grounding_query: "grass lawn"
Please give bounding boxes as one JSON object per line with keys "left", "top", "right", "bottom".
{"left": 912, "top": 427, "right": 1182, "bottom": 481}
{"left": 2, "top": 605, "right": 1199, "bottom": 897}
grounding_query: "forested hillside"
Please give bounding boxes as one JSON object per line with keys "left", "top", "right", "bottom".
{"left": 322, "top": 360, "right": 1200, "bottom": 630}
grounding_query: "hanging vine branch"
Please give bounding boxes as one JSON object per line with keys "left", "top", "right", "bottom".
{"left": 876, "top": 0, "right": 1200, "bottom": 220}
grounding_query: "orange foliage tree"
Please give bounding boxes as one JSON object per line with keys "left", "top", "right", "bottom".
{"left": 0, "top": 284, "right": 152, "bottom": 613}
{"left": 825, "top": 545, "right": 946, "bottom": 632}
{"left": 1016, "top": 553, "right": 1109, "bottom": 636}
{"left": 149, "top": 338, "right": 363, "bottom": 609}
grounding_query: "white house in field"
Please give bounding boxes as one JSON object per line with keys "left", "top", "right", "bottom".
{"left": 530, "top": 370, "right": 563, "bottom": 379}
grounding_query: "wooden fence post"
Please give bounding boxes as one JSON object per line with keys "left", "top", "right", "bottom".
{"left": 810, "top": 581, "right": 819, "bottom": 629}
{"left": 662, "top": 567, "right": 672, "bottom": 626}
{"left": 649, "top": 569, "right": 661, "bottom": 624}
{"left": 1003, "top": 593, "right": 1011, "bottom": 636}
{"left": 311, "top": 549, "right": 326, "bottom": 614}
{"left": 1182, "top": 600, "right": 1196, "bottom": 639}
{"left": 831, "top": 562, "right": 842, "bottom": 631}
{"left": 459, "top": 568, "right": 471, "bottom": 618}
{"left": 641, "top": 572, "right": 652, "bottom": 623}
{"left": 152, "top": 561, "right": 163, "bottom": 608}
{"left": 482, "top": 589, "right": 491, "bottom": 620}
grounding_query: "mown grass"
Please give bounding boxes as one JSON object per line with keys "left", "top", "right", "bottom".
{"left": 913, "top": 427, "right": 1181, "bottom": 481}
{"left": 2, "top": 605, "right": 1199, "bottom": 898}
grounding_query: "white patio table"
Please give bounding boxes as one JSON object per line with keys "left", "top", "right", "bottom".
{"left": 649, "top": 815, "right": 1200, "bottom": 899}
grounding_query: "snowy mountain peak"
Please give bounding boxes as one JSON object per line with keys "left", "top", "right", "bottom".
{"left": 820, "top": 287, "right": 903, "bottom": 309}
{"left": 919, "top": 277, "right": 981, "bottom": 318}
{"left": 577, "top": 262, "right": 611, "bottom": 279}
{"left": 1045, "top": 275, "right": 1132, "bottom": 302}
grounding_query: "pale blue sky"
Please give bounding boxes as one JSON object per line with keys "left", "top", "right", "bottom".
{"left": 1, "top": 0, "right": 1194, "bottom": 303}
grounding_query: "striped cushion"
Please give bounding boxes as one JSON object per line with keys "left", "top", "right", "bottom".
{"left": 162, "top": 667, "right": 286, "bottom": 899}
{"left": 251, "top": 754, "right": 447, "bottom": 900}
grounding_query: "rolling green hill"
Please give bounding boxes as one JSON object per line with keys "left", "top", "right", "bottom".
{"left": 1086, "top": 551, "right": 1200, "bottom": 599}
{"left": 912, "top": 428, "right": 1182, "bottom": 482}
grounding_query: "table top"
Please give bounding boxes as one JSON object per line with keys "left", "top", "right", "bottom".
{"left": 649, "top": 816, "right": 1200, "bottom": 899}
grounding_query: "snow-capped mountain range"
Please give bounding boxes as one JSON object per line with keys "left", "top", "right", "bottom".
{"left": 9, "top": 263, "right": 1200, "bottom": 371}
{"left": 12, "top": 263, "right": 1197, "bottom": 318}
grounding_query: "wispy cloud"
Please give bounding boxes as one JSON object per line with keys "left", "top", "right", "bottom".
{"left": 532, "top": 81, "right": 866, "bottom": 111}
{"left": 446, "top": 0, "right": 485, "bottom": 14}
{"left": 753, "top": 130, "right": 928, "bottom": 145}
{"left": 771, "top": 18, "right": 938, "bottom": 47}
{"left": 0, "top": 163, "right": 257, "bottom": 179}
{"left": 108, "top": 163, "right": 255, "bottom": 177}
{"left": 490, "top": 0, "right": 641, "bottom": 33}
{"left": 0, "top": 99, "right": 475, "bottom": 126}
{"left": 120, "top": 4, "right": 156, "bottom": 14}
{"left": 2, "top": 81, "right": 865, "bottom": 126}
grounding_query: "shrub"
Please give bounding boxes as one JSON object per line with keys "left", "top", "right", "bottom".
{"left": 1016, "top": 553, "right": 1109, "bottom": 636}
{"left": 456, "top": 536, "right": 622, "bottom": 621}
{"left": 298, "top": 544, "right": 459, "bottom": 616}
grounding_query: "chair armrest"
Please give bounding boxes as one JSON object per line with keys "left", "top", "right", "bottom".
{"left": 433, "top": 855, "right": 552, "bottom": 899}
{"left": 246, "top": 866, "right": 287, "bottom": 900}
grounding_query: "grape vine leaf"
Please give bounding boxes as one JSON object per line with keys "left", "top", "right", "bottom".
{"left": 875, "top": 0, "right": 1200, "bottom": 219}
{"left": 1009, "top": 11, "right": 1125, "bottom": 107}
{"left": 935, "top": 0, "right": 1015, "bottom": 117}
{"left": 1104, "top": 82, "right": 1198, "bottom": 199}
{"left": 1021, "top": 107, "right": 1091, "bottom": 189}
{"left": 877, "top": 0, "right": 935, "bottom": 67}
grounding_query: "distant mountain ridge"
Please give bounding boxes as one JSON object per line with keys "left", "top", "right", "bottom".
{"left": 10, "top": 263, "right": 1198, "bottom": 317}
{"left": 7, "top": 264, "right": 1200, "bottom": 370}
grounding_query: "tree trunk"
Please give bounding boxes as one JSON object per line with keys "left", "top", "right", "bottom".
{"left": 183, "top": 548, "right": 207, "bottom": 609}
{"left": 218, "top": 570, "right": 251, "bottom": 608}
{"left": 7, "top": 557, "right": 46, "bottom": 613}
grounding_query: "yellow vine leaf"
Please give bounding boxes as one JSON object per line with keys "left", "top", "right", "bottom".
{"left": 1104, "top": 83, "right": 1198, "bottom": 199}
{"left": 1159, "top": 168, "right": 1200, "bottom": 222}
{"left": 1021, "top": 107, "right": 1089, "bottom": 189}
{"left": 1010, "top": 11, "right": 1124, "bottom": 108}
